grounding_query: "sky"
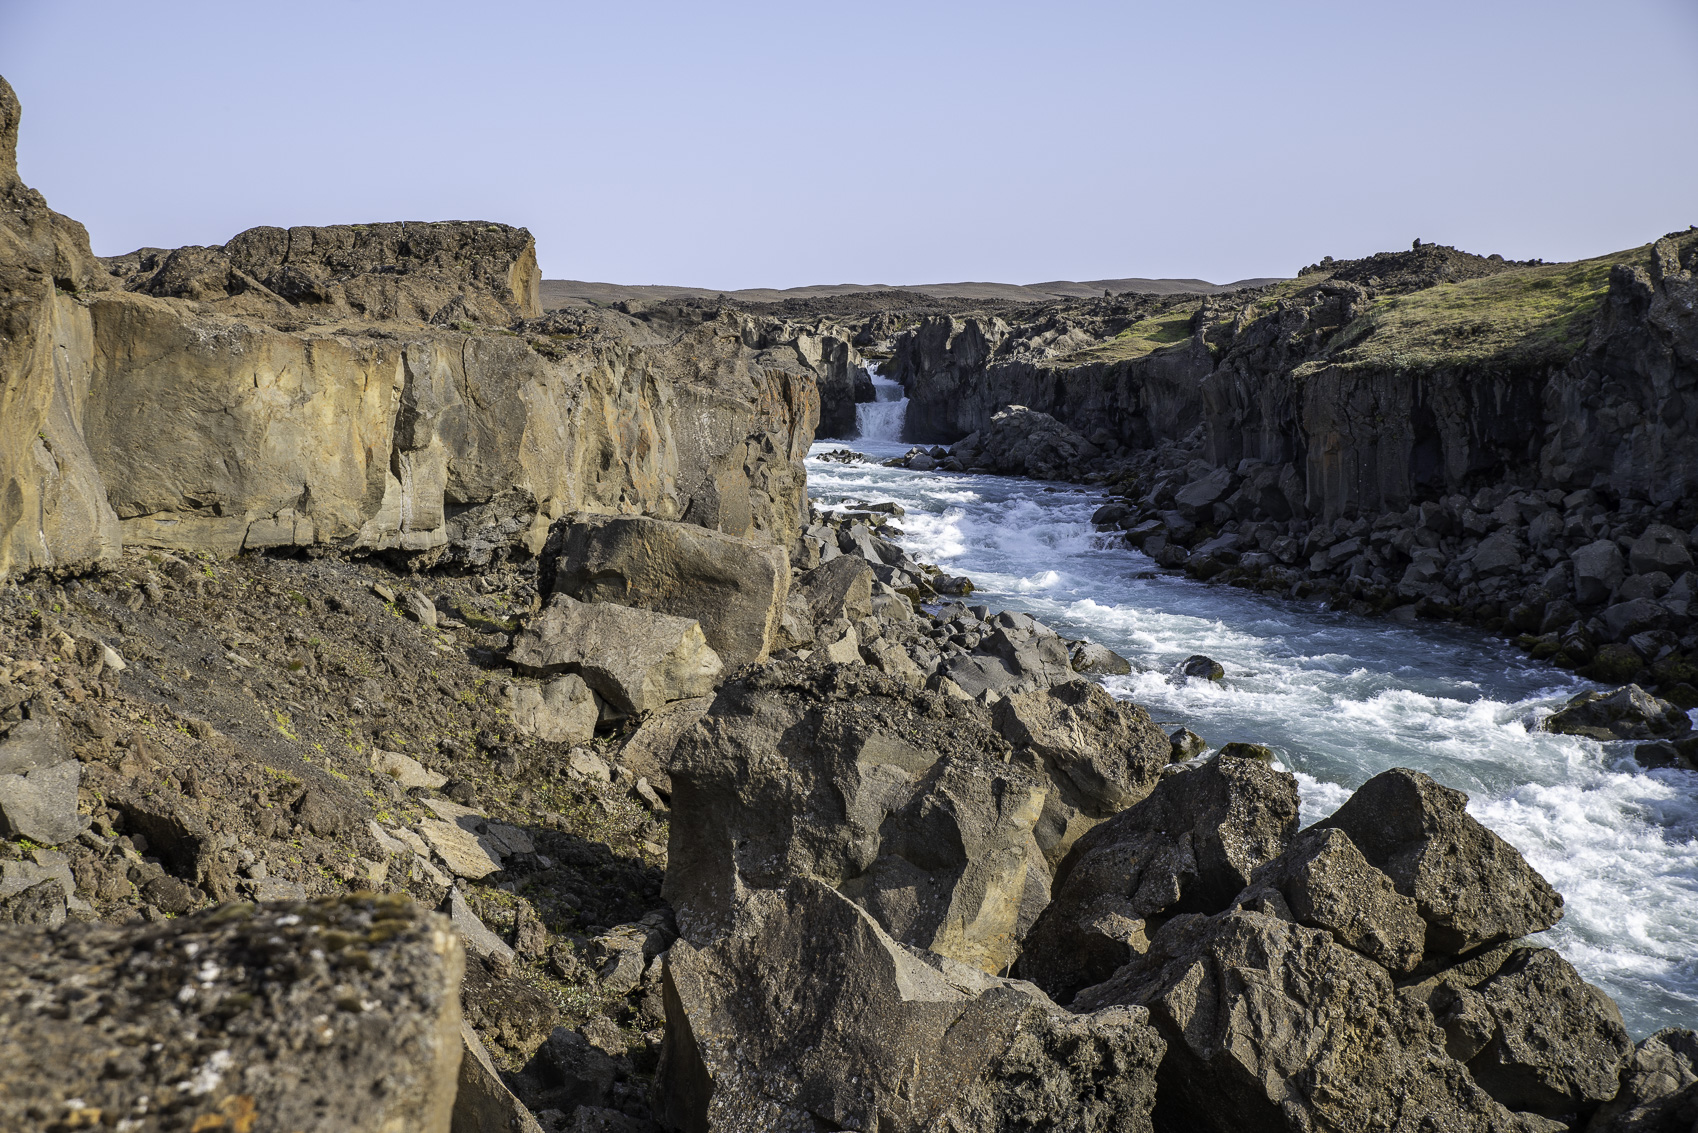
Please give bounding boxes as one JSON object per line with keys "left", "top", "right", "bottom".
{"left": 2, "top": 1, "right": 1695, "bottom": 289}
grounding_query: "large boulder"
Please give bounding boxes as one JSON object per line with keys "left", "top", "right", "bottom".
{"left": 545, "top": 514, "right": 789, "bottom": 668}
{"left": 1235, "top": 825, "right": 1425, "bottom": 974}
{"left": 938, "top": 610, "right": 1074, "bottom": 698}
{"left": 1017, "top": 754, "right": 1301, "bottom": 1003}
{"left": 0, "top": 895, "right": 464, "bottom": 1133}
{"left": 503, "top": 673, "right": 598, "bottom": 745}
{"left": 1317, "top": 768, "right": 1562, "bottom": 958}
{"left": 968, "top": 405, "right": 1100, "bottom": 480}
{"left": 792, "top": 554, "right": 874, "bottom": 627}
{"left": 1628, "top": 524, "right": 1693, "bottom": 577}
{"left": 509, "top": 594, "right": 722, "bottom": 715}
{"left": 1590, "top": 1028, "right": 1698, "bottom": 1133}
{"left": 0, "top": 715, "right": 83, "bottom": 845}
{"left": 657, "top": 877, "right": 1165, "bottom": 1133}
{"left": 1073, "top": 907, "right": 1522, "bottom": 1133}
{"left": 1402, "top": 944, "right": 1631, "bottom": 1120}
{"left": 665, "top": 662, "right": 1051, "bottom": 974}
{"left": 1573, "top": 539, "right": 1627, "bottom": 605}
{"left": 1545, "top": 684, "right": 1692, "bottom": 742}
{"left": 991, "top": 679, "right": 1171, "bottom": 865}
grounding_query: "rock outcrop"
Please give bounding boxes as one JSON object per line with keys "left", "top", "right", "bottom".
{"left": 0, "top": 894, "right": 465, "bottom": 1132}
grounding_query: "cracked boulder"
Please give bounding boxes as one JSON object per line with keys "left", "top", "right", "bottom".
{"left": 657, "top": 877, "right": 1164, "bottom": 1133}
{"left": 509, "top": 593, "right": 723, "bottom": 715}
{"left": 1017, "top": 753, "right": 1300, "bottom": 1002}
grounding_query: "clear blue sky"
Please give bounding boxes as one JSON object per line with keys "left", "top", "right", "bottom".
{"left": 3, "top": 0, "right": 1694, "bottom": 288}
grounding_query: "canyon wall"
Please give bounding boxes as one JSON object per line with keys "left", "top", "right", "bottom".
{"left": 0, "top": 77, "right": 848, "bottom": 581}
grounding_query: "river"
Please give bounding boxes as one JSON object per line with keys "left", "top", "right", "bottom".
{"left": 806, "top": 372, "right": 1698, "bottom": 1037}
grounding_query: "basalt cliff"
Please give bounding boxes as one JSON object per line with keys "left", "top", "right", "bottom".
{"left": 1, "top": 72, "right": 1695, "bottom": 1133}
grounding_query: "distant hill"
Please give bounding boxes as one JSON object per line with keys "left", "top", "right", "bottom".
{"left": 539, "top": 274, "right": 1288, "bottom": 310}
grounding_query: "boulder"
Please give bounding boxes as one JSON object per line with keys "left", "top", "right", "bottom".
{"left": 1545, "top": 684, "right": 1691, "bottom": 742}
{"left": 938, "top": 612, "right": 1073, "bottom": 699}
{"left": 1073, "top": 907, "right": 1520, "bottom": 1133}
{"left": 0, "top": 895, "right": 464, "bottom": 1133}
{"left": 657, "top": 877, "right": 1165, "bottom": 1133}
{"left": 665, "top": 661, "right": 1050, "bottom": 975}
{"left": 1573, "top": 540, "right": 1627, "bottom": 605}
{"left": 1169, "top": 727, "right": 1207, "bottom": 760}
{"left": 1070, "top": 640, "right": 1132, "bottom": 675}
{"left": 453, "top": 1020, "right": 545, "bottom": 1133}
{"left": 1589, "top": 1028, "right": 1698, "bottom": 1133}
{"left": 1317, "top": 768, "right": 1562, "bottom": 957}
{"left": 1181, "top": 654, "right": 1225, "bottom": 681}
{"left": 545, "top": 515, "right": 789, "bottom": 668}
{"left": 1629, "top": 524, "right": 1693, "bottom": 577}
{"left": 991, "top": 679, "right": 1171, "bottom": 864}
{"left": 1174, "top": 467, "right": 1235, "bottom": 513}
{"left": 0, "top": 756, "right": 83, "bottom": 845}
{"left": 504, "top": 673, "right": 598, "bottom": 745}
{"left": 1235, "top": 826, "right": 1425, "bottom": 974}
{"left": 1017, "top": 755, "right": 1300, "bottom": 1002}
{"left": 615, "top": 695, "right": 713, "bottom": 796}
{"left": 792, "top": 554, "right": 874, "bottom": 627}
{"left": 509, "top": 594, "right": 723, "bottom": 715}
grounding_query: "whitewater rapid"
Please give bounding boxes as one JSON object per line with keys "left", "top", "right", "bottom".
{"left": 816, "top": 395, "right": 1698, "bottom": 1037}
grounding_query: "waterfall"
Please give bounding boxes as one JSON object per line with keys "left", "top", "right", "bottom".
{"left": 855, "top": 370, "right": 908, "bottom": 442}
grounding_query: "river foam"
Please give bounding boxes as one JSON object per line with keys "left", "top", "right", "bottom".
{"left": 809, "top": 434, "right": 1698, "bottom": 1035}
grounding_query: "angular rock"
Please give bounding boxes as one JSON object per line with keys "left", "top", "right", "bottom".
{"left": 666, "top": 661, "right": 1053, "bottom": 975}
{"left": 1590, "top": 1028, "right": 1698, "bottom": 1133}
{"left": 1629, "top": 524, "right": 1693, "bottom": 577}
{"left": 546, "top": 514, "right": 789, "bottom": 668}
{"left": 657, "top": 877, "right": 1164, "bottom": 1133}
{"left": 616, "top": 695, "right": 712, "bottom": 796}
{"left": 1074, "top": 907, "right": 1520, "bottom": 1133}
{"left": 793, "top": 554, "right": 874, "bottom": 626}
{"left": 443, "top": 885, "right": 516, "bottom": 966}
{"left": 1018, "top": 755, "right": 1300, "bottom": 1002}
{"left": 1237, "top": 826, "right": 1425, "bottom": 973}
{"left": 0, "top": 878, "right": 66, "bottom": 927}
{"left": 453, "top": 1019, "right": 544, "bottom": 1133}
{"left": 1545, "top": 684, "right": 1691, "bottom": 741}
{"left": 0, "top": 895, "right": 464, "bottom": 1133}
{"left": 1318, "top": 767, "right": 1562, "bottom": 957}
{"left": 0, "top": 715, "right": 64, "bottom": 775}
{"left": 418, "top": 816, "right": 505, "bottom": 880}
{"left": 504, "top": 673, "right": 598, "bottom": 745}
{"left": 0, "top": 757, "right": 83, "bottom": 845}
{"left": 509, "top": 594, "right": 723, "bottom": 715}
{"left": 992, "top": 679, "right": 1171, "bottom": 864}
{"left": 372, "top": 747, "right": 449, "bottom": 791}
{"left": 1574, "top": 539, "right": 1627, "bottom": 605}
{"left": 1169, "top": 727, "right": 1207, "bottom": 760}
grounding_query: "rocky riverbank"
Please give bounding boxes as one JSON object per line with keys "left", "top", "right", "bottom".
{"left": 1, "top": 70, "right": 1695, "bottom": 1133}
{"left": 865, "top": 235, "right": 1698, "bottom": 715}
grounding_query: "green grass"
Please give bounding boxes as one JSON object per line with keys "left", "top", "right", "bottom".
{"left": 1066, "top": 305, "right": 1198, "bottom": 364}
{"left": 1320, "top": 249, "right": 1632, "bottom": 369}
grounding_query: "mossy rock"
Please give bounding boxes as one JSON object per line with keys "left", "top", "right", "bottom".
{"left": 1579, "top": 643, "right": 1645, "bottom": 685}
{"left": 1218, "top": 742, "right": 1276, "bottom": 764}
{"left": 1659, "top": 682, "right": 1698, "bottom": 710}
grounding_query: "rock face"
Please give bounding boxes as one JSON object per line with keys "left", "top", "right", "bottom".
{"left": 0, "top": 77, "right": 848, "bottom": 580}
{"left": 0, "top": 894, "right": 465, "bottom": 1133}
{"left": 0, "top": 75, "right": 121, "bottom": 578}
{"left": 544, "top": 514, "right": 789, "bottom": 668}
{"left": 658, "top": 877, "right": 1165, "bottom": 1133}
{"left": 1017, "top": 754, "right": 1301, "bottom": 1003}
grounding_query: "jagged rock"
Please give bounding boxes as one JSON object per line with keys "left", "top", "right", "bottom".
{"left": 657, "top": 877, "right": 1165, "bottom": 1133}
{"left": 0, "top": 878, "right": 66, "bottom": 927}
{"left": 454, "top": 1019, "right": 545, "bottom": 1133}
{"left": 937, "top": 610, "right": 1073, "bottom": 698}
{"left": 992, "top": 679, "right": 1171, "bottom": 864}
{"left": 962, "top": 405, "right": 1101, "bottom": 480}
{"left": 1073, "top": 907, "right": 1521, "bottom": 1133}
{"left": 615, "top": 695, "right": 712, "bottom": 796}
{"left": 545, "top": 515, "right": 789, "bottom": 668}
{"left": 1589, "top": 1028, "right": 1698, "bottom": 1133}
{"left": 665, "top": 661, "right": 1050, "bottom": 974}
{"left": 1545, "top": 684, "right": 1691, "bottom": 741}
{"left": 792, "top": 554, "right": 874, "bottom": 626}
{"left": 1018, "top": 755, "right": 1300, "bottom": 1002}
{"left": 1629, "top": 525, "right": 1694, "bottom": 576}
{"left": 1236, "top": 826, "right": 1425, "bottom": 973}
{"left": 510, "top": 594, "right": 723, "bottom": 716}
{"left": 443, "top": 885, "right": 516, "bottom": 966}
{"left": 0, "top": 895, "right": 464, "bottom": 1133}
{"left": 505, "top": 673, "right": 599, "bottom": 745}
{"left": 1069, "top": 640, "right": 1132, "bottom": 675}
{"left": 1317, "top": 768, "right": 1562, "bottom": 957}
